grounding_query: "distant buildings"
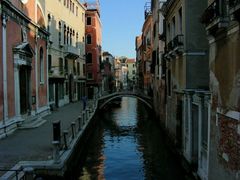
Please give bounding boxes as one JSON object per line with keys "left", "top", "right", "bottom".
{"left": 126, "top": 59, "right": 136, "bottom": 89}
{"left": 85, "top": 1, "right": 102, "bottom": 99}
{"left": 102, "top": 51, "right": 114, "bottom": 93}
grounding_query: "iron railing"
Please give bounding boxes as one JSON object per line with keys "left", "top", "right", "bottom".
{"left": 173, "top": 34, "right": 184, "bottom": 48}
{"left": 201, "top": 0, "right": 220, "bottom": 25}
{"left": 167, "top": 34, "right": 184, "bottom": 52}
{"left": 0, "top": 168, "right": 24, "bottom": 180}
{"left": 229, "top": 0, "right": 240, "bottom": 8}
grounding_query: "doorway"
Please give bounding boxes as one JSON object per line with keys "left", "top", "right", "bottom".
{"left": 19, "top": 66, "right": 30, "bottom": 115}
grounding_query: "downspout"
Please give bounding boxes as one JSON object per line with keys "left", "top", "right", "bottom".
{"left": 2, "top": 14, "right": 8, "bottom": 125}
{"left": 35, "top": 29, "right": 39, "bottom": 114}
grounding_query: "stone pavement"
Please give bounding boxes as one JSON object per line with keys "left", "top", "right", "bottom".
{"left": 0, "top": 101, "right": 85, "bottom": 172}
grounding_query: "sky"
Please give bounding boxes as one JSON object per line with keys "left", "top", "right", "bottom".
{"left": 100, "top": 0, "right": 146, "bottom": 59}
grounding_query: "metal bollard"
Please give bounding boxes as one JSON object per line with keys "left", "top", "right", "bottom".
{"left": 71, "top": 122, "right": 76, "bottom": 140}
{"left": 23, "top": 167, "right": 34, "bottom": 180}
{"left": 78, "top": 116, "right": 82, "bottom": 131}
{"left": 52, "top": 120, "right": 61, "bottom": 142}
{"left": 63, "top": 130, "right": 68, "bottom": 150}
{"left": 52, "top": 141, "right": 60, "bottom": 164}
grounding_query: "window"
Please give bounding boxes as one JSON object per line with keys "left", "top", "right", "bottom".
{"left": 86, "top": 34, "right": 92, "bottom": 44}
{"left": 40, "top": 47, "right": 44, "bottom": 83}
{"left": 49, "top": 83, "right": 54, "bottom": 101}
{"left": 59, "top": 58, "right": 63, "bottom": 74}
{"left": 168, "top": 70, "right": 171, "bottom": 96}
{"left": 48, "top": 55, "right": 52, "bottom": 71}
{"left": 67, "top": 27, "right": 69, "bottom": 44}
{"left": 47, "top": 14, "right": 51, "bottom": 32}
{"left": 132, "top": 70, "right": 136, "bottom": 74}
{"left": 64, "top": 25, "right": 66, "bottom": 44}
{"left": 76, "top": 33, "right": 78, "bottom": 46}
{"left": 67, "top": 0, "right": 69, "bottom": 8}
{"left": 70, "top": 29, "right": 72, "bottom": 45}
{"left": 87, "top": 17, "right": 91, "bottom": 25}
{"left": 66, "top": 82, "right": 69, "bottom": 95}
{"left": 86, "top": 53, "right": 92, "bottom": 63}
{"left": 64, "top": 58, "right": 68, "bottom": 73}
{"left": 167, "top": 23, "right": 170, "bottom": 41}
{"left": 172, "top": 17, "right": 176, "bottom": 39}
{"left": 178, "top": 8, "right": 182, "bottom": 34}
{"left": 77, "top": 62, "right": 80, "bottom": 75}
{"left": 72, "top": 3, "right": 74, "bottom": 13}
{"left": 87, "top": 73, "right": 93, "bottom": 79}
{"left": 59, "top": 22, "right": 62, "bottom": 45}
{"left": 76, "top": 6, "right": 78, "bottom": 16}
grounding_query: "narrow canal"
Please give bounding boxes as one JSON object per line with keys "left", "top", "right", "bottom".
{"left": 68, "top": 97, "right": 190, "bottom": 180}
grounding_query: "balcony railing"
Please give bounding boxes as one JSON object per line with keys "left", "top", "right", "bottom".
{"left": 173, "top": 35, "right": 184, "bottom": 48}
{"left": 229, "top": 0, "right": 240, "bottom": 20}
{"left": 64, "top": 45, "right": 80, "bottom": 59}
{"left": 201, "top": 0, "right": 220, "bottom": 26}
{"left": 49, "top": 66, "right": 65, "bottom": 77}
{"left": 229, "top": 0, "right": 240, "bottom": 8}
{"left": 167, "top": 34, "right": 184, "bottom": 52}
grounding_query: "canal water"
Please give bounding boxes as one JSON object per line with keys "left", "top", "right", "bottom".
{"left": 71, "top": 97, "right": 189, "bottom": 180}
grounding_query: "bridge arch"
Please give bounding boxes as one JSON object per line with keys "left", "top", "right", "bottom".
{"left": 98, "top": 94, "right": 153, "bottom": 110}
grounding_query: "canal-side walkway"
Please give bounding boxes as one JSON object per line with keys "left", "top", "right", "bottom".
{"left": 0, "top": 100, "right": 96, "bottom": 179}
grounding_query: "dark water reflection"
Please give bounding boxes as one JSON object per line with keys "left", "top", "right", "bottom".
{"left": 75, "top": 97, "right": 188, "bottom": 180}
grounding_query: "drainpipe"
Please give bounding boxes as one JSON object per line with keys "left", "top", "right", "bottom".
{"left": 2, "top": 14, "right": 8, "bottom": 124}
{"left": 46, "top": 43, "right": 50, "bottom": 109}
{"left": 35, "top": 29, "right": 39, "bottom": 115}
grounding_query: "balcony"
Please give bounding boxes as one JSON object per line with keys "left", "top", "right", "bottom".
{"left": 64, "top": 45, "right": 80, "bottom": 60}
{"left": 166, "top": 34, "right": 184, "bottom": 54}
{"left": 48, "top": 66, "right": 65, "bottom": 78}
{"left": 201, "top": 0, "right": 228, "bottom": 34}
{"left": 229, "top": 0, "right": 240, "bottom": 21}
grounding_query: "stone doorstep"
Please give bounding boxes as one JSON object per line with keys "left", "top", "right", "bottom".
{"left": 19, "top": 109, "right": 50, "bottom": 129}
{"left": 19, "top": 118, "right": 47, "bottom": 129}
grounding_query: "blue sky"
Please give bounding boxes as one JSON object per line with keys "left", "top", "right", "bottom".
{"left": 100, "top": 0, "right": 146, "bottom": 58}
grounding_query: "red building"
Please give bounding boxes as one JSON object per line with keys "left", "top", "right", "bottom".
{"left": 0, "top": 0, "right": 49, "bottom": 137}
{"left": 84, "top": 1, "right": 102, "bottom": 99}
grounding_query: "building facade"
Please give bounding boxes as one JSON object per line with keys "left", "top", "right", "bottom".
{"left": 102, "top": 51, "right": 115, "bottom": 93}
{"left": 163, "top": 0, "right": 210, "bottom": 178}
{"left": 142, "top": 3, "right": 153, "bottom": 95}
{"left": 151, "top": 0, "right": 167, "bottom": 124}
{"left": 46, "top": 0, "right": 86, "bottom": 108}
{"left": 135, "top": 35, "right": 143, "bottom": 90}
{"left": 126, "top": 58, "right": 136, "bottom": 90}
{"left": 201, "top": 0, "right": 240, "bottom": 179}
{"left": 85, "top": 1, "right": 102, "bottom": 99}
{"left": 0, "top": 0, "right": 49, "bottom": 136}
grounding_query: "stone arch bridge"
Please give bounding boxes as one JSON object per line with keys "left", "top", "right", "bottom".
{"left": 98, "top": 90, "right": 153, "bottom": 109}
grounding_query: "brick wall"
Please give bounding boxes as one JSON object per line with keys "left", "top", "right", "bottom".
{"left": 218, "top": 114, "right": 240, "bottom": 170}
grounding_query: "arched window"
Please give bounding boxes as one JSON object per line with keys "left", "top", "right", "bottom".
{"left": 40, "top": 47, "right": 44, "bottom": 83}
{"left": 64, "top": 25, "right": 66, "bottom": 44}
{"left": 76, "top": 32, "right": 79, "bottom": 47}
{"left": 59, "top": 22, "right": 62, "bottom": 44}
{"left": 86, "top": 53, "right": 92, "bottom": 64}
{"left": 86, "top": 34, "right": 92, "bottom": 44}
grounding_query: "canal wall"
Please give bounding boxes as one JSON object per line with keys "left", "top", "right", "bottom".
{"left": 1, "top": 99, "right": 99, "bottom": 180}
